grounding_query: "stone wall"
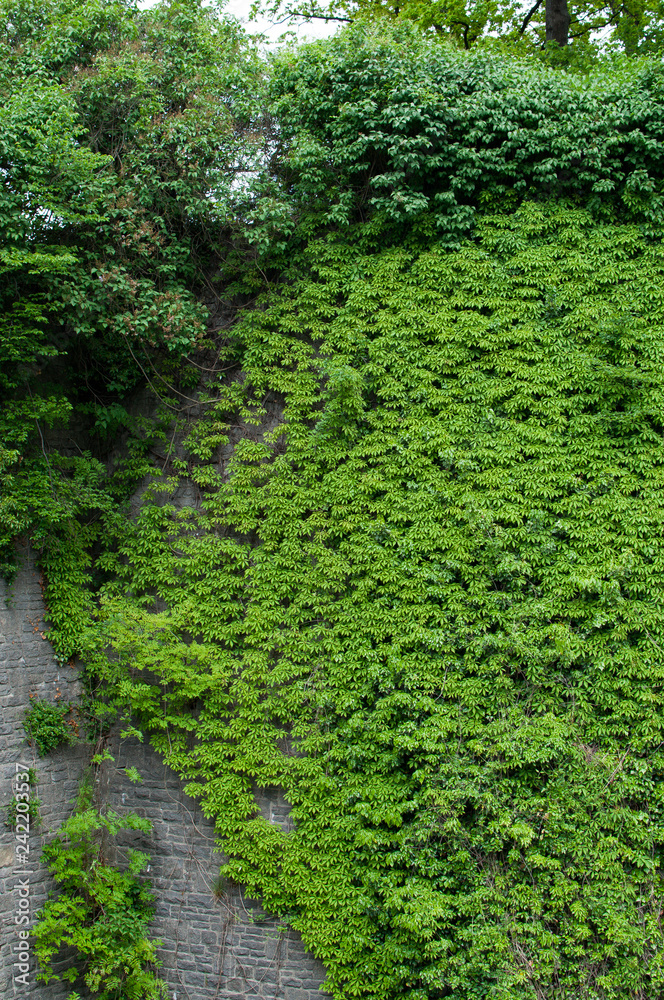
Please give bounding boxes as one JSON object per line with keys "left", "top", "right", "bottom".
{"left": 0, "top": 546, "right": 329, "bottom": 1000}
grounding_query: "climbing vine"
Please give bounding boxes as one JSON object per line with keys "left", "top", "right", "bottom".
{"left": 81, "top": 204, "right": 664, "bottom": 998}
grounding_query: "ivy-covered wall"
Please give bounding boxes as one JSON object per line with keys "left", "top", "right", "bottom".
{"left": 0, "top": 547, "right": 328, "bottom": 1000}
{"left": 6, "top": 2, "right": 664, "bottom": 998}
{"left": 0, "top": 545, "right": 87, "bottom": 998}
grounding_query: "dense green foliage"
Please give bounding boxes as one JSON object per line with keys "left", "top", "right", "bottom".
{"left": 24, "top": 698, "right": 74, "bottom": 755}
{"left": 266, "top": 28, "right": 664, "bottom": 243}
{"left": 5, "top": 2, "right": 664, "bottom": 997}
{"left": 86, "top": 204, "right": 664, "bottom": 998}
{"left": 0, "top": 0, "right": 262, "bottom": 583}
{"left": 34, "top": 795, "right": 164, "bottom": 1000}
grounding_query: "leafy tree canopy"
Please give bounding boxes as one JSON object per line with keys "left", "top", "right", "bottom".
{"left": 262, "top": 24, "right": 664, "bottom": 249}
{"left": 254, "top": 0, "right": 664, "bottom": 53}
{"left": 0, "top": 0, "right": 264, "bottom": 577}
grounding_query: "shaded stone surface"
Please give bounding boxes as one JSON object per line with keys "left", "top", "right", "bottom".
{"left": 0, "top": 547, "right": 329, "bottom": 999}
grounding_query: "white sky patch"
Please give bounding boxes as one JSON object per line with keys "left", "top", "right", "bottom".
{"left": 225, "top": 0, "right": 340, "bottom": 42}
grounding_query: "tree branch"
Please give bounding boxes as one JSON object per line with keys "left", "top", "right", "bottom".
{"left": 518, "top": 0, "right": 544, "bottom": 34}
{"left": 448, "top": 18, "right": 472, "bottom": 48}
{"left": 266, "top": 5, "right": 353, "bottom": 23}
{"left": 293, "top": 11, "right": 354, "bottom": 20}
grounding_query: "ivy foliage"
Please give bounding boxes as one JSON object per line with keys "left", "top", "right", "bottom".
{"left": 34, "top": 790, "right": 164, "bottom": 1000}
{"left": 84, "top": 203, "right": 664, "bottom": 999}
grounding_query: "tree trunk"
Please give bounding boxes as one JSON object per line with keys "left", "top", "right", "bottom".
{"left": 546, "top": 0, "right": 570, "bottom": 44}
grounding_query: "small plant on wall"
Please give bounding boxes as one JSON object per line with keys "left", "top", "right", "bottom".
{"left": 33, "top": 784, "right": 166, "bottom": 1000}
{"left": 23, "top": 699, "right": 74, "bottom": 756}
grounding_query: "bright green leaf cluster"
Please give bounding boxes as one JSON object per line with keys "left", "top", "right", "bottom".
{"left": 24, "top": 699, "right": 74, "bottom": 756}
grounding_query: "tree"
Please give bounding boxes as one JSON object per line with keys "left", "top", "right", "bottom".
{"left": 252, "top": 0, "right": 664, "bottom": 51}
{"left": 0, "top": 0, "right": 265, "bottom": 585}
{"left": 546, "top": 0, "right": 571, "bottom": 43}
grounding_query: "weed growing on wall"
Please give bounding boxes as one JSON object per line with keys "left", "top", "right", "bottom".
{"left": 24, "top": 700, "right": 74, "bottom": 756}
{"left": 33, "top": 787, "right": 165, "bottom": 1000}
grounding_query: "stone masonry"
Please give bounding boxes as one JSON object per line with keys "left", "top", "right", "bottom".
{"left": 0, "top": 544, "right": 330, "bottom": 1000}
